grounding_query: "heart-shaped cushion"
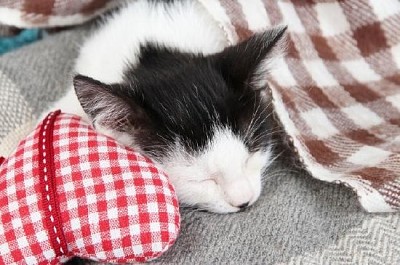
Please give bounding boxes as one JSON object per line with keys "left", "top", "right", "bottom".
{"left": 0, "top": 111, "right": 180, "bottom": 264}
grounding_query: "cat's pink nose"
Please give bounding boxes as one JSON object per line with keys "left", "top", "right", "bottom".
{"left": 224, "top": 180, "right": 254, "bottom": 208}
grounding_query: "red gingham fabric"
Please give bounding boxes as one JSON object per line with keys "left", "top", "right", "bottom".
{"left": 0, "top": 111, "right": 180, "bottom": 264}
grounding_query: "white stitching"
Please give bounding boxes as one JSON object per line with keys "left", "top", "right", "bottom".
{"left": 42, "top": 112, "right": 64, "bottom": 254}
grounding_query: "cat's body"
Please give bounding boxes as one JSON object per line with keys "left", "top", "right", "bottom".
{"left": 49, "top": 0, "right": 286, "bottom": 213}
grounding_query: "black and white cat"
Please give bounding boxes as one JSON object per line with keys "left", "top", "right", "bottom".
{"left": 49, "top": 0, "right": 286, "bottom": 213}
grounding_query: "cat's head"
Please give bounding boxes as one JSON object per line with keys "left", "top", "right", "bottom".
{"left": 74, "top": 27, "right": 287, "bottom": 213}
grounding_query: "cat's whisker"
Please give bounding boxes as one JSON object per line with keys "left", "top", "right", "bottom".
{"left": 261, "top": 169, "right": 300, "bottom": 183}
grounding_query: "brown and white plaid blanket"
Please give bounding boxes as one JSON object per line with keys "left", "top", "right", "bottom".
{"left": 0, "top": 0, "right": 122, "bottom": 28}
{"left": 1, "top": 0, "right": 400, "bottom": 212}
{"left": 200, "top": 0, "right": 400, "bottom": 212}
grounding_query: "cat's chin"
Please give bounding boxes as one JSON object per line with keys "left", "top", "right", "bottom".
{"left": 181, "top": 202, "right": 244, "bottom": 214}
{"left": 199, "top": 205, "right": 242, "bottom": 214}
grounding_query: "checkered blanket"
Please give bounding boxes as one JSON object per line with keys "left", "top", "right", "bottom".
{"left": 199, "top": 0, "right": 400, "bottom": 212}
{"left": 1, "top": 0, "right": 399, "bottom": 213}
{"left": 0, "top": 0, "right": 123, "bottom": 28}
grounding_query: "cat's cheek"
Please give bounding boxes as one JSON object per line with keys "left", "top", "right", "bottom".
{"left": 246, "top": 171, "right": 263, "bottom": 206}
{"left": 245, "top": 150, "right": 273, "bottom": 205}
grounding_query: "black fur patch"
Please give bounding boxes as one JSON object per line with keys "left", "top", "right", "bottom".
{"left": 74, "top": 27, "right": 286, "bottom": 159}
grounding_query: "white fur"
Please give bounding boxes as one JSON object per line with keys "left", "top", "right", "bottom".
{"left": 158, "top": 128, "right": 272, "bottom": 213}
{"left": 48, "top": 0, "right": 273, "bottom": 213}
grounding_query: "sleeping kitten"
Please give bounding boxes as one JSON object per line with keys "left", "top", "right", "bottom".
{"left": 49, "top": 0, "right": 286, "bottom": 213}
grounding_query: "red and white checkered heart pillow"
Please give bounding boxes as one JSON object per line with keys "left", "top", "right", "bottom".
{"left": 0, "top": 111, "right": 180, "bottom": 264}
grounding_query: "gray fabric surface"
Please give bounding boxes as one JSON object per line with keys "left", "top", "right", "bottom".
{"left": 0, "top": 26, "right": 399, "bottom": 265}
{"left": 155, "top": 166, "right": 368, "bottom": 264}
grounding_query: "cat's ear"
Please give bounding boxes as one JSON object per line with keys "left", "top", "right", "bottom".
{"left": 214, "top": 25, "right": 287, "bottom": 90}
{"left": 74, "top": 75, "right": 149, "bottom": 145}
